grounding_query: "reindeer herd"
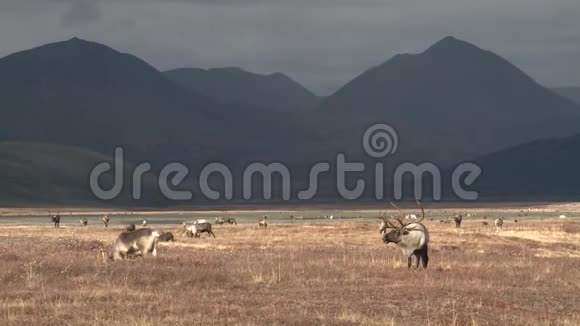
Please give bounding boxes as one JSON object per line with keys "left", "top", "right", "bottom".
{"left": 45, "top": 205, "right": 526, "bottom": 268}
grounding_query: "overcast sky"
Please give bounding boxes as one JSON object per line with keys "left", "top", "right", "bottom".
{"left": 0, "top": 0, "right": 578, "bottom": 95}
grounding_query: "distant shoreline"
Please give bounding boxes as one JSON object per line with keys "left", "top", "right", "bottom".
{"left": 2, "top": 201, "right": 580, "bottom": 217}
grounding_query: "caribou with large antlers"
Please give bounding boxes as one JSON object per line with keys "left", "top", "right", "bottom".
{"left": 380, "top": 200, "right": 430, "bottom": 269}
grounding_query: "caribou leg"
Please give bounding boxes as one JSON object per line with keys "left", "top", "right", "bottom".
{"left": 419, "top": 247, "right": 429, "bottom": 269}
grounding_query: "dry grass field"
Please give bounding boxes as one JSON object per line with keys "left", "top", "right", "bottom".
{"left": 1, "top": 216, "right": 579, "bottom": 325}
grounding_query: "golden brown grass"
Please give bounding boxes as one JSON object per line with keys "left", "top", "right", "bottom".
{"left": 0, "top": 219, "right": 579, "bottom": 325}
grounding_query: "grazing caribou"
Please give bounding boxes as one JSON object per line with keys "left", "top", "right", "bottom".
{"left": 216, "top": 217, "right": 238, "bottom": 225}
{"left": 482, "top": 221, "right": 489, "bottom": 226}
{"left": 158, "top": 232, "right": 175, "bottom": 242}
{"left": 225, "top": 217, "right": 237, "bottom": 225}
{"left": 142, "top": 219, "right": 148, "bottom": 227}
{"left": 126, "top": 224, "right": 136, "bottom": 232}
{"left": 183, "top": 227, "right": 194, "bottom": 238}
{"left": 102, "top": 215, "right": 110, "bottom": 228}
{"left": 494, "top": 217, "right": 504, "bottom": 232}
{"left": 381, "top": 200, "right": 430, "bottom": 269}
{"left": 110, "top": 228, "right": 161, "bottom": 261}
{"left": 454, "top": 215, "right": 463, "bottom": 228}
{"left": 80, "top": 218, "right": 88, "bottom": 227}
{"left": 259, "top": 216, "right": 268, "bottom": 228}
{"left": 184, "top": 222, "right": 215, "bottom": 238}
{"left": 49, "top": 211, "right": 61, "bottom": 228}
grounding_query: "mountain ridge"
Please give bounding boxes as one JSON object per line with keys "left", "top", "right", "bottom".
{"left": 316, "top": 36, "right": 580, "bottom": 164}
{"left": 552, "top": 86, "right": 580, "bottom": 105}
{"left": 164, "top": 67, "right": 321, "bottom": 112}
{"left": 0, "top": 37, "right": 306, "bottom": 167}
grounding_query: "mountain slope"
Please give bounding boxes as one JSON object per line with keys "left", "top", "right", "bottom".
{"left": 0, "top": 142, "right": 159, "bottom": 206}
{"left": 0, "top": 38, "right": 308, "bottom": 166}
{"left": 317, "top": 36, "right": 580, "bottom": 164}
{"left": 552, "top": 87, "right": 580, "bottom": 105}
{"left": 473, "top": 134, "right": 580, "bottom": 198}
{"left": 0, "top": 37, "right": 222, "bottom": 161}
{"left": 165, "top": 67, "right": 320, "bottom": 111}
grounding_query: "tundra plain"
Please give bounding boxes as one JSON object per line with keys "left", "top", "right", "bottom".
{"left": 0, "top": 209, "right": 579, "bottom": 326}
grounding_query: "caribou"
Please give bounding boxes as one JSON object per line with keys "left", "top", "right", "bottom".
{"left": 380, "top": 200, "right": 430, "bottom": 269}
{"left": 454, "top": 215, "right": 463, "bottom": 228}
{"left": 102, "top": 215, "right": 110, "bottom": 228}
{"left": 49, "top": 211, "right": 61, "bottom": 228}
{"left": 215, "top": 217, "right": 238, "bottom": 225}
{"left": 259, "top": 216, "right": 268, "bottom": 228}
{"left": 183, "top": 222, "right": 215, "bottom": 238}
{"left": 110, "top": 228, "right": 161, "bottom": 261}
{"left": 126, "top": 224, "right": 136, "bottom": 232}
{"left": 494, "top": 217, "right": 504, "bottom": 232}
{"left": 80, "top": 218, "right": 88, "bottom": 227}
{"left": 158, "top": 232, "right": 175, "bottom": 242}
{"left": 142, "top": 219, "right": 148, "bottom": 227}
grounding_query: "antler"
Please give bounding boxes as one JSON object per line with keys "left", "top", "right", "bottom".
{"left": 415, "top": 199, "right": 425, "bottom": 224}
{"left": 377, "top": 210, "right": 386, "bottom": 220}
{"left": 389, "top": 200, "right": 426, "bottom": 226}
{"left": 380, "top": 211, "right": 399, "bottom": 229}
{"left": 389, "top": 202, "right": 407, "bottom": 227}
{"left": 384, "top": 218, "right": 398, "bottom": 229}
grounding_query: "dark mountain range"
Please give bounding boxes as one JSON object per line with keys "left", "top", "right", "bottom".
{"left": 473, "top": 134, "right": 580, "bottom": 198}
{"left": 0, "top": 38, "right": 319, "bottom": 205}
{"left": 164, "top": 67, "right": 321, "bottom": 111}
{"left": 317, "top": 36, "right": 580, "bottom": 164}
{"left": 552, "top": 87, "right": 580, "bottom": 105}
{"left": 1, "top": 36, "right": 579, "bottom": 205}
{"left": 0, "top": 38, "right": 307, "bottom": 166}
{"left": 0, "top": 37, "right": 215, "bottom": 161}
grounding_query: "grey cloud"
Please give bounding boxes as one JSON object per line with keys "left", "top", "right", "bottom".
{"left": 61, "top": 0, "right": 103, "bottom": 26}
